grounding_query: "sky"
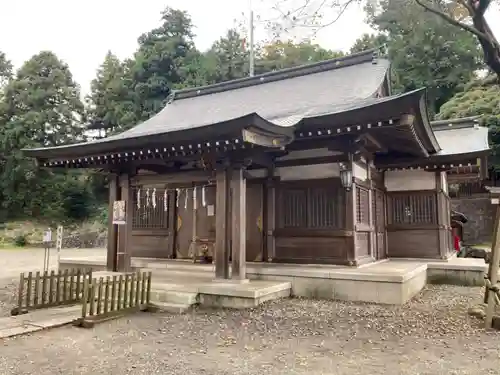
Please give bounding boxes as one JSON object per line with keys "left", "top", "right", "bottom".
{"left": 0, "top": 0, "right": 498, "bottom": 95}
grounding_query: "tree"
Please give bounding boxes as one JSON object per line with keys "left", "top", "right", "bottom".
{"left": 86, "top": 51, "right": 138, "bottom": 137}
{"left": 366, "top": 0, "right": 481, "bottom": 113}
{"left": 413, "top": 0, "right": 500, "bottom": 80}
{"left": 0, "top": 51, "right": 12, "bottom": 89}
{"left": 254, "top": 40, "right": 344, "bottom": 74}
{"left": 437, "top": 75, "right": 500, "bottom": 167}
{"left": 350, "top": 33, "right": 389, "bottom": 54}
{"left": 206, "top": 29, "right": 249, "bottom": 82}
{"left": 262, "top": 0, "right": 500, "bottom": 80}
{"left": 130, "top": 7, "right": 198, "bottom": 121}
{"left": 0, "top": 51, "right": 87, "bottom": 219}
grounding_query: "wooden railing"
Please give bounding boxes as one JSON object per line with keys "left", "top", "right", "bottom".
{"left": 11, "top": 269, "right": 93, "bottom": 315}
{"left": 78, "top": 271, "right": 152, "bottom": 328}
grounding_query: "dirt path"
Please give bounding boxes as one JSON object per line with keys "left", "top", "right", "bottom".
{"left": 0, "top": 248, "right": 105, "bottom": 316}
{"left": 0, "top": 284, "right": 499, "bottom": 375}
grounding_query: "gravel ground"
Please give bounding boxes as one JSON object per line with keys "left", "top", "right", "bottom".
{"left": 0, "top": 283, "right": 499, "bottom": 375}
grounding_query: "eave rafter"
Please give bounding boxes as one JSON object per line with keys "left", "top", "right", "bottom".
{"left": 40, "top": 125, "right": 293, "bottom": 169}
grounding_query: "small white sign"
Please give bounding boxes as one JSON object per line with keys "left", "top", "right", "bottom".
{"left": 207, "top": 205, "right": 215, "bottom": 217}
{"left": 492, "top": 198, "right": 500, "bottom": 205}
{"left": 43, "top": 230, "right": 52, "bottom": 243}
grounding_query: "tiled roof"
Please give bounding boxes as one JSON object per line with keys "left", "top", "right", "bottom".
{"left": 431, "top": 117, "right": 489, "bottom": 156}
{"left": 23, "top": 49, "right": 390, "bottom": 157}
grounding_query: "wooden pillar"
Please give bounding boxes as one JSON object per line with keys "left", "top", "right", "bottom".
{"left": 106, "top": 173, "right": 119, "bottom": 271}
{"left": 367, "top": 165, "right": 375, "bottom": 259}
{"left": 215, "top": 167, "right": 230, "bottom": 279}
{"left": 345, "top": 158, "right": 357, "bottom": 265}
{"left": 264, "top": 168, "right": 276, "bottom": 262}
{"left": 166, "top": 190, "right": 177, "bottom": 259}
{"left": 116, "top": 173, "right": 133, "bottom": 272}
{"left": 436, "top": 171, "right": 449, "bottom": 259}
{"left": 231, "top": 167, "right": 247, "bottom": 280}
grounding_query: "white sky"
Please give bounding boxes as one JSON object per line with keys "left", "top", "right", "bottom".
{"left": 0, "top": 0, "right": 498, "bottom": 95}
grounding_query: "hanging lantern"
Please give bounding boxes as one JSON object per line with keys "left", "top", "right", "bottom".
{"left": 339, "top": 163, "right": 353, "bottom": 191}
{"left": 146, "top": 188, "right": 150, "bottom": 207}
{"left": 163, "top": 189, "right": 168, "bottom": 212}
{"left": 136, "top": 188, "right": 141, "bottom": 209}
{"left": 184, "top": 189, "right": 188, "bottom": 209}
{"left": 152, "top": 188, "right": 157, "bottom": 208}
{"left": 193, "top": 186, "right": 197, "bottom": 210}
{"left": 176, "top": 189, "right": 180, "bottom": 207}
{"left": 202, "top": 186, "right": 206, "bottom": 207}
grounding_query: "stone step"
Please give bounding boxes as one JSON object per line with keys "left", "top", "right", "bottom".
{"left": 149, "top": 301, "right": 192, "bottom": 314}
{"left": 151, "top": 289, "right": 198, "bottom": 305}
{"left": 139, "top": 262, "right": 214, "bottom": 273}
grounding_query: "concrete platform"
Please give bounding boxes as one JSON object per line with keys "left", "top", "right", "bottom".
{"left": 60, "top": 256, "right": 429, "bottom": 305}
{"left": 58, "top": 252, "right": 497, "bottom": 305}
{"left": 427, "top": 258, "right": 488, "bottom": 286}
{"left": 0, "top": 305, "right": 81, "bottom": 339}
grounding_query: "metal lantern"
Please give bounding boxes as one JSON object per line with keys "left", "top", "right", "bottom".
{"left": 339, "top": 164, "right": 353, "bottom": 191}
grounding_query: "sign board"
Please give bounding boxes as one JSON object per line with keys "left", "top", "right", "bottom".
{"left": 492, "top": 198, "right": 499, "bottom": 205}
{"left": 207, "top": 205, "right": 215, "bottom": 217}
{"left": 43, "top": 229, "right": 52, "bottom": 243}
{"left": 112, "top": 200, "right": 126, "bottom": 225}
{"left": 242, "top": 129, "right": 286, "bottom": 148}
{"left": 56, "top": 226, "right": 63, "bottom": 250}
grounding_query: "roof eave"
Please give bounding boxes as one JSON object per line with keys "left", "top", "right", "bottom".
{"left": 23, "top": 113, "right": 295, "bottom": 161}
{"left": 414, "top": 91, "right": 441, "bottom": 154}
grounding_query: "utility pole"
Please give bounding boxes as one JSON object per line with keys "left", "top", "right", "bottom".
{"left": 249, "top": 0, "right": 255, "bottom": 77}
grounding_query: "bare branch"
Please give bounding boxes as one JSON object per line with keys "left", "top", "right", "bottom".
{"left": 414, "top": 0, "right": 490, "bottom": 42}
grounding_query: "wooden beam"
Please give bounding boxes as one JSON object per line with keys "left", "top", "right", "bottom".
{"left": 285, "top": 136, "right": 356, "bottom": 152}
{"left": 106, "top": 174, "right": 118, "bottom": 271}
{"left": 231, "top": 167, "right": 247, "bottom": 280}
{"left": 131, "top": 170, "right": 212, "bottom": 185}
{"left": 274, "top": 154, "right": 348, "bottom": 168}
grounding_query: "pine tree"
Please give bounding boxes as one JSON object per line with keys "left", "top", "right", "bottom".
{"left": 0, "top": 51, "right": 86, "bottom": 219}
{"left": 131, "top": 7, "right": 197, "bottom": 121}
{"left": 86, "top": 51, "right": 137, "bottom": 137}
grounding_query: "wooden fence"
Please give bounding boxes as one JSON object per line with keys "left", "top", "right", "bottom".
{"left": 77, "top": 271, "right": 152, "bottom": 328}
{"left": 11, "top": 269, "right": 93, "bottom": 315}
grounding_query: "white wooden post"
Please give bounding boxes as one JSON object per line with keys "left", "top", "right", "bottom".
{"left": 485, "top": 198, "right": 500, "bottom": 329}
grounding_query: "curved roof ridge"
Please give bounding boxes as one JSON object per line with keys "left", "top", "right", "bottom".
{"left": 174, "top": 48, "right": 385, "bottom": 100}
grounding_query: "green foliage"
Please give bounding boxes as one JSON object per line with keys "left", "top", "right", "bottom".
{"left": 437, "top": 75, "right": 500, "bottom": 168}
{"left": 256, "top": 40, "right": 344, "bottom": 73}
{"left": 350, "top": 34, "right": 389, "bottom": 54}
{"left": 86, "top": 51, "right": 138, "bottom": 136}
{"left": 13, "top": 234, "right": 27, "bottom": 247}
{"left": 364, "top": 0, "right": 481, "bottom": 114}
{"left": 131, "top": 7, "right": 197, "bottom": 121}
{"left": 0, "top": 51, "right": 92, "bottom": 221}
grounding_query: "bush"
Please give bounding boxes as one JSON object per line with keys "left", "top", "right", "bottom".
{"left": 14, "top": 234, "right": 27, "bottom": 247}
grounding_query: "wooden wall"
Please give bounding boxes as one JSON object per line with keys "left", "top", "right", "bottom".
{"left": 386, "top": 190, "right": 442, "bottom": 258}
{"left": 128, "top": 180, "right": 264, "bottom": 262}
{"left": 272, "top": 178, "right": 354, "bottom": 264}
{"left": 385, "top": 171, "right": 453, "bottom": 259}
